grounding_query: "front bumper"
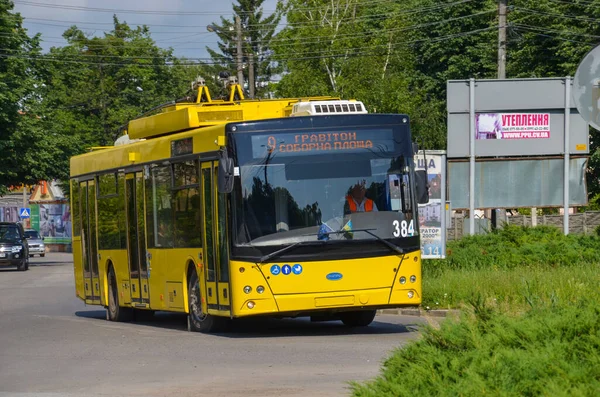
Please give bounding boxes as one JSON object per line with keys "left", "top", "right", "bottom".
{"left": 0, "top": 252, "right": 24, "bottom": 267}
{"left": 28, "top": 245, "right": 45, "bottom": 254}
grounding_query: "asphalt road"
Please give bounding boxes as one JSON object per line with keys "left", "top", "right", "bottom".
{"left": 0, "top": 253, "right": 431, "bottom": 397}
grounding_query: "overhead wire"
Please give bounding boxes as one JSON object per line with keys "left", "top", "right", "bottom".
{"left": 13, "top": 0, "right": 475, "bottom": 18}
{"left": 0, "top": 25, "right": 497, "bottom": 67}
{"left": 15, "top": 0, "right": 478, "bottom": 32}
{"left": 10, "top": 8, "right": 497, "bottom": 52}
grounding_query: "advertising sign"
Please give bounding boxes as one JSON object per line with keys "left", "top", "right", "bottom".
{"left": 38, "top": 203, "right": 72, "bottom": 244}
{"left": 476, "top": 113, "right": 550, "bottom": 140}
{"left": 416, "top": 152, "right": 446, "bottom": 259}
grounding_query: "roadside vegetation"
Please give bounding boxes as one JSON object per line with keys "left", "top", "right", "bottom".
{"left": 352, "top": 225, "right": 600, "bottom": 396}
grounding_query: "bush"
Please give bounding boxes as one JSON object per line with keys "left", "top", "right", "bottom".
{"left": 426, "top": 225, "right": 600, "bottom": 274}
{"left": 351, "top": 297, "right": 600, "bottom": 396}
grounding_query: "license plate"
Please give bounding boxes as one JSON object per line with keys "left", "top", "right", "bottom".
{"left": 0, "top": 253, "right": 5, "bottom": 258}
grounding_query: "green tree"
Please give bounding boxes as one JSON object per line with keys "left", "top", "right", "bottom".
{"left": 42, "top": 17, "right": 210, "bottom": 149}
{"left": 0, "top": 0, "right": 49, "bottom": 193}
{"left": 206, "top": 0, "right": 283, "bottom": 98}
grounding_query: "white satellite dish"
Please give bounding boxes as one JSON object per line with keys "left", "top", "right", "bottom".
{"left": 573, "top": 44, "right": 600, "bottom": 131}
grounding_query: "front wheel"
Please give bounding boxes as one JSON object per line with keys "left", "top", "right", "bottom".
{"left": 17, "top": 257, "right": 29, "bottom": 271}
{"left": 340, "top": 310, "right": 377, "bottom": 327}
{"left": 187, "top": 270, "right": 223, "bottom": 333}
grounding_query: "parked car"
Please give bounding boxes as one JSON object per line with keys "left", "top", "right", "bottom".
{"left": 0, "top": 222, "right": 29, "bottom": 271}
{"left": 24, "top": 229, "right": 45, "bottom": 257}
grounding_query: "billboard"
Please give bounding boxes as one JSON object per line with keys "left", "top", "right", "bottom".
{"left": 416, "top": 151, "right": 446, "bottom": 259}
{"left": 447, "top": 78, "right": 588, "bottom": 158}
{"left": 30, "top": 204, "right": 72, "bottom": 245}
{"left": 476, "top": 113, "right": 550, "bottom": 140}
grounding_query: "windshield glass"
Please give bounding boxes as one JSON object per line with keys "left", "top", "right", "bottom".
{"left": 0, "top": 225, "right": 21, "bottom": 242}
{"left": 232, "top": 153, "right": 418, "bottom": 247}
{"left": 24, "top": 230, "right": 40, "bottom": 239}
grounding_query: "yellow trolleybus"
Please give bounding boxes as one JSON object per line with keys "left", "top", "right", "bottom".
{"left": 70, "top": 79, "right": 429, "bottom": 332}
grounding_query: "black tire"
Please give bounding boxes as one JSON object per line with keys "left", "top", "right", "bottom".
{"left": 40, "top": 254, "right": 45, "bottom": 257}
{"left": 187, "top": 269, "right": 223, "bottom": 333}
{"left": 17, "top": 257, "right": 29, "bottom": 271}
{"left": 340, "top": 310, "right": 377, "bottom": 327}
{"left": 107, "top": 267, "right": 132, "bottom": 322}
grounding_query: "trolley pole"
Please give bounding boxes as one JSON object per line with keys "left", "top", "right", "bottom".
{"left": 235, "top": 16, "right": 244, "bottom": 89}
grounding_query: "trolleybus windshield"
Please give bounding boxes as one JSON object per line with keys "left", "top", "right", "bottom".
{"left": 230, "top": 125, "right": 419, "bottom": 257}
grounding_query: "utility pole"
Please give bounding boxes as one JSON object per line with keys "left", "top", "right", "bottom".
{"left": 491, "top": 0, "right": 508, "bottom": 230}
{"left": 498, "top": 0, "right": 507, "bottom": 79}
{"left": 235, "top": 16, "right": 244, "bottom": 90}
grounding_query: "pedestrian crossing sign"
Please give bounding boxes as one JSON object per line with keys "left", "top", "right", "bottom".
{"left": 19, "top": 208, "right": 30, "bottom": 218}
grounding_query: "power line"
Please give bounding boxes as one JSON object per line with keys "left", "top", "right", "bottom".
{"left": 13, "top": 0, "right": 475, "bottom": 18}
{"left": 15, "top": 10, "right": 496, "bottom": 54}
{"left": 512, "top": 23, "right": 600, "bottom": 40}
{"left": 512, "top": 7, "right": 600, "bottom": 23}
{"left": 512, "top": 27, "right": 596, "bottom": 45}
{"left": 12, "top": 9, "right": 497, "bottom": 53}
{"left": 15, "top": 0, "right": 479, "bottom": 32}
{"left": 0, "top": 25, "right": 497, "bottom": 66}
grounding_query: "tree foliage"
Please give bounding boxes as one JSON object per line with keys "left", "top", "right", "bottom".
{"left": 206, "top": 0, "right": 283, "bottom": 98}
{"left": 0, "top": 0, "right": 44, "bottom": 193}
{"left": 4, "top": 0, "right": 600, "bottom": 203}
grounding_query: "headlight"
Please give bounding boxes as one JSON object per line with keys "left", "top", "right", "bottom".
{"left": 243, "top": 286, "right": 252, "bottom": 294}
{"left": 399, "top": 276, "right": 406, "bottom": 284}
{"left": 12, "top": 246, "right": 22, "bottom": 252}
{"left": 410, "top": 275, "right": 417, "bottom": 283}
{"left": 256, "top": 286, "right": 265, "bottom": 294}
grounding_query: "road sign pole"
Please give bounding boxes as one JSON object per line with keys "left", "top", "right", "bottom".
{"left": 564, "top": 76, "right": 571, "bottom": 235}
{"left": 469, "top": 78, "right": 476, "bottom": 235}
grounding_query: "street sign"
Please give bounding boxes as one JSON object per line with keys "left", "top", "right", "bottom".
{"left": 19, "top": 208, "right": 30, "bottom": 218}
{"left": 573, "top": 44, "right": 600, "bottom": 131}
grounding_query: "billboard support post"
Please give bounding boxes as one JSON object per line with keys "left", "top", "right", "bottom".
{"left": 469, "top": 78, "right": 476, "bottom": 235}
{"left": 564, "top": 76, "right": 571, "bottom": 235}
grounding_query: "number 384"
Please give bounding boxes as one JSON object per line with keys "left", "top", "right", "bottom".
{"left": 392, "top": 220, "right": 414, "bottom": 238}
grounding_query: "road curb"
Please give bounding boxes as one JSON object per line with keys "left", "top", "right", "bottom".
{"left": 377, "top": 308, "right": 460, "bottom": 318}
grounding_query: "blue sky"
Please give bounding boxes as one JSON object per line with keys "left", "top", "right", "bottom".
{"left": 14, "top": 0, "right": 281, "bottom": 60}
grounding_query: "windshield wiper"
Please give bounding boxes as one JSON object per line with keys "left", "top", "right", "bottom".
{"left": 324, "top": 228, "right": 406, "bottom": 255}
{"left": 257, "top": 241, "right": 324, "bottom": 264}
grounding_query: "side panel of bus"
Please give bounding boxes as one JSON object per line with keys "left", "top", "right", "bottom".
{"left": 79, "top": 179, "right": 101, "bottom": 305}
{"left": 201, "top": 161, "right": 231, "bottom": 316}
{"left": 70, "top": 180, "right": 85, "bottom": 300}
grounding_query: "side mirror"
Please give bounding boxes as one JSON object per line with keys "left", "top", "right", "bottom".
{"left": 415, "top": 170, "right": 429, "bottom": 204}
{"left": 218, "top": 149, "right": 234, "bottom": 193}
{"left": 412, "top": 143, "right": 419, "bottom": 155}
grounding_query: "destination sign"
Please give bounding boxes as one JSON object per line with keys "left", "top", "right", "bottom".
{"left": 251, "top": 129, "right": 396, "bottom": 158}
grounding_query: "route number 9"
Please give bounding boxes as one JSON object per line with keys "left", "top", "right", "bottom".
{"left": 393, "top": 220, "right": 414, "bottom": 237}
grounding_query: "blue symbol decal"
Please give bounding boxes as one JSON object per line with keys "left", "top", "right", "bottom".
{"left": 270, "top": 265, "right": 281, "bottom": 275}
{"left": 282, "top": 264, "right": 292, "bottom": 275}
{"left": 326, "top": 272, "right": 343, "bottom": 281}
{"left": 292, "top": 264, "right": 303, "bottom": 275}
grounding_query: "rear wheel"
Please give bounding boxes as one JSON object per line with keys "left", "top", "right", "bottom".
{"left": 187, "top": 269, "right": 223, "bottom": 333}
{"left": 340, "top": 310, "right": 377, "bottom": 327}
{"left": 107, "top": 267, "right": 132, "bottom": 322}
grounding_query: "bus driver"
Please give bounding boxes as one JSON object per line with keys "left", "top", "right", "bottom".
{"left": 345, "top": 180, "right": 378, "bottom": 214}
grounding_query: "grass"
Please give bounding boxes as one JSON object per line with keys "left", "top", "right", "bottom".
{"left": 351, "top": 225, "right": 600, "bottom": 396}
